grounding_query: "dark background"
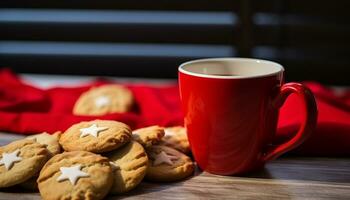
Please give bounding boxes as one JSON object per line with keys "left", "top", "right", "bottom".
{"left": 0, "top": 0, "right": 349, "bottom": 85}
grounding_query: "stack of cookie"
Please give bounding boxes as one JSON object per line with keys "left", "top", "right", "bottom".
{"left": 0, "top": 120, "right": 194, "bottom": 200}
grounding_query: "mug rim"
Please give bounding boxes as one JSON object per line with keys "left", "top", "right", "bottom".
{"left": 178, "top": 57, "right": 285, "bottom": 79}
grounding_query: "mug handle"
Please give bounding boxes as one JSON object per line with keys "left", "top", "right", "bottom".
{"left": 262, "top": 82, "right": 318, "bottom": 162}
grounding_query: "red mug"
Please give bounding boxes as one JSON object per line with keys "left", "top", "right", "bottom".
{"left": 178, "top": 58, "right": 318, "bottom": 175}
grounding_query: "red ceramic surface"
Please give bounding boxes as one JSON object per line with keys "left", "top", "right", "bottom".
{"left": 178, "top": 58, "right": 317, "bottom": 175}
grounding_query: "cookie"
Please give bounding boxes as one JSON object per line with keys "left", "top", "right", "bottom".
{"left": 20, "top": 132, "right": 61, "bottom": 191}
{"left": 161, "top": 126, "right": 191, "bottom": 155}
{"left": 132, "top": 126, "right": 165, "bottom": 148}
{"left": 38, "top": 151, "right": 113, "bottom": 200}
{"left": 60, "top": 120, "right": 132, "bottom": 153}
{"left": 26, "top": 131, "right": 61, "bottom": 157}
{"left": 73, "top": 84, "right": 134, "bottom": 116}
{"left": 0, "top": 139, "right": 49, "bottom": 188}
{"left": 107, "top": 141, "right": 148, "bottom": 194}
{"left": 145, "top": 145, "right": 194, "bottom": 182}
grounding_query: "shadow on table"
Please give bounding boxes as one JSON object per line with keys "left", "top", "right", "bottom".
{"left": 0, "top": 186, "right": 38, "bottom": 193}
{"left": 242, "top": 157, "right": 350, "bottom": 184}
{"left": 110, "top": 165, "right": 202, "bottom": 199}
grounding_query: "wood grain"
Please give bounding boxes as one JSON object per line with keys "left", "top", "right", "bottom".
{"left": 0, "top": 132, "right": 349, "bottom": 199}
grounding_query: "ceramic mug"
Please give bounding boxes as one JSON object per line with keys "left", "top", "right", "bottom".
{"left": 178, "top": 58, "right": 317, "bottom": 175}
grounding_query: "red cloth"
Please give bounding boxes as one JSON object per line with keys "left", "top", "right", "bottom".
{"left": 0, "top": 69, "right": 349, "bottom": 156}
{"left": 0, "top": 69, "right": 183, "bottom": 133}
{"left": 278, "top": 82, "right": 350, "bottom": 156}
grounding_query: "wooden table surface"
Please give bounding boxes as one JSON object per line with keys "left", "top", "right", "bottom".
{"left": 0, "top": 74, "right": 349, "bottom": 199}
{"left": 1, "top": 132, "right": 349, "bottom": 200}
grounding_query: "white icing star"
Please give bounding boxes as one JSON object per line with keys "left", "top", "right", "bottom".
{"left": 109, "top": 161, "right": 120, "bottom": 171}
{"left": 153, "top": 151, "right": 178, "bottom": 166}
{"left": 95, "top": 96, "right": 110, "bottom": 108}
{"left": 164, "top": 129, "right": 176, "bottom": 137}
{"left": 0, "top": 149, "right": 22, "bottom": 170}
{"left": 79, "top": 124, "right": 108, "bottom": 138}
{"left": 56, "top": 164, "right": 89, "bottom": 185}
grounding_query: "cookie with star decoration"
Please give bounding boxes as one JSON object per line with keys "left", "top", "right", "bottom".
{"left": 38, "top": 151, "right": 113, "bottom": 200}
{"left": 107, "top": 140, "right": 148, "bottom": 194}
{"left": 145, "top": 145, "right": 194, "bottom": 182}
{"left": 73, "top": 84, "right": 134, "bottom": 116}
{"left": 26, "top": 131, "right": 62, "bottom": 157}
{"left": 20, "top": 131, "right": 62, "bottom": 191}
{"left": 59, "top": 120, "right": 132, "bottom": 153}
{"left": 160, "top": 126, "right": 191, "bottom": 155}
{"left": 0, "top": 139, "right": 49, "bottom": 188}
{"left": 132, "top": 125, "right": 165, "bottom": 148}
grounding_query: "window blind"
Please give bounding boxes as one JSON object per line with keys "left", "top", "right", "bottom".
{"left": 0, "top": 0, "right": 349, "bottom": 84}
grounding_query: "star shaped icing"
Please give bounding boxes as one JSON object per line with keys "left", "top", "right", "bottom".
{"left": 0, "top": 149, "right": 22, "bottom": 170}
{"left": 164, "top": 129, "right": 176, "bottom": 137}
{"left": 153, "top": 151, "right": 178, "bottom": 166}
{"left": 94, "top": 96, "right": 110, "bottom": 108}
{"left": 56, "top": 164, "right": 89, "bottom": 185}
{"left": 79, "top": 124, "right": 108, "bottom": 138}
{"left": 109, "top": 161, "right": 120, "bottom": 171}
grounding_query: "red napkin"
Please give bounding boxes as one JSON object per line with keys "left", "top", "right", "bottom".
{"left": 278, "top": 82, "right": 350, "bottom": 156}
{"left": 0, "top": 69, "right": 183, "bottom": 133}
{"left": 0, "top": 69, "right": 349, "bottom": 156}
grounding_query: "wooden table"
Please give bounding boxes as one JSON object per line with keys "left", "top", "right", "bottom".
{"left": 1, "top": 132, "right": 349, "bottom": 200}
{"left": 0, "top": 74, "right": 349, "bottom": 199}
